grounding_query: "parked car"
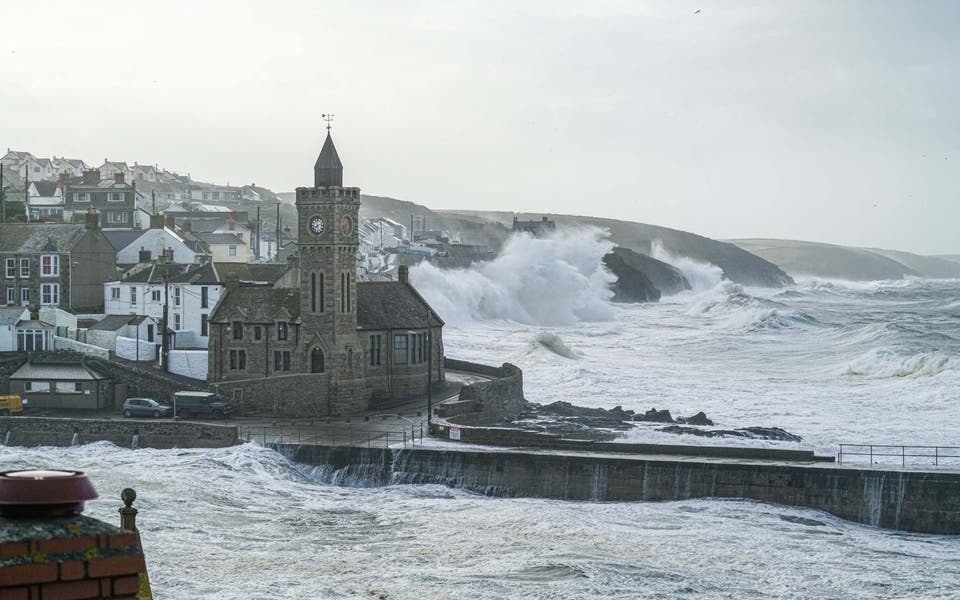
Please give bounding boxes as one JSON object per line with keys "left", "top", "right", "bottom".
{"left": 173, "top": 391, "right": 232, "bottom": 419}
{"left": 122, "top": 398, "right": 172, "bottom": 419}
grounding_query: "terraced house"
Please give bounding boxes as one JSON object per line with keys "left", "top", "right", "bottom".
{"left": 63, "top": 169, "right": 139, "bottom": 228}
{"left": 0, "top": 216, "right": 117, "bottom": 311}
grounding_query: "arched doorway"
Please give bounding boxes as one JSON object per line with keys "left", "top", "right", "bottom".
{"left": 311, "top": 347, "right": 325, "bottom": 373}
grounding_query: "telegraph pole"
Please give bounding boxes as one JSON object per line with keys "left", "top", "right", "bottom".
{"left": 275, "top": 203, "right": 281, "bottom": 263}
{"left": 256, "top": 205, "right": 261, "bottom": 261}
{"left": 161, "top": 276, "right": 170, "bottom": 372}
{"left": 1, "top": 165, "right": 5, "bottom": 223}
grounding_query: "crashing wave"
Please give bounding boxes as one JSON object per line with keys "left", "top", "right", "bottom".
{"left": 532, "top": 332, "right": 580, "bottom": 359}
{"left": 843, "top": 348, "right": 960, "bottom": 378}
{"left": 683, "top": 281, "right": 819, "bottom": 331}
{"left": 410, "top": 228, "right": 616, "bottom": 326}
{"left": 651, "top": 240, "right": 724, "bottom": 291}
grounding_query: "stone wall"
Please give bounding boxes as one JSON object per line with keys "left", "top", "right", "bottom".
{"left": 0, "top": 416, "right": 239, "bottom": 449}
{"left": 52, "top": 335, "right": 110, "bottom": 359}
{"left": 440, "top": 359, "right": 526, "bottom": 425}
{"left": 116, "top": 336, "right": 159, "bottom": 362}
{"left": 276, "top": 444, "right": 960, "bottom": 535}
{"left": 86, "top": 357, "right": 208, "bottom": 404}
{"left": 214, "top": 372, "right": 334, "bottom": 417}
{"left": 168, "top": 349, "right": 208, "bottom": 380}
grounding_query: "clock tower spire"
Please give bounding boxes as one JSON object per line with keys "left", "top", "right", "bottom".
{"left": 295, "top": 121, "right": 366, "bottom": 415}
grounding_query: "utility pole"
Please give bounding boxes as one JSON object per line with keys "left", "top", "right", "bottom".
{"left": 275, "top": 203, "right": 280, "bottom": 263}
{"left": 256, "top": 205, "right": 261, "bottom": 261}
{"left": 1, "top": 165, "right": 5, "bottom": 223}
{"left": 161, "top": 276, "right": 170, "bottom": 372}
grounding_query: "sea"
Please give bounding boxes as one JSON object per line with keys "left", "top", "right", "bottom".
{"left": 4, "top": 228, "right": 960, "bottom": 599}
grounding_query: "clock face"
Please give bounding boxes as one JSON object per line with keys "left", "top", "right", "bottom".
{"left": 340, "top": 215, "right": 353, "bottom": 235}
{"left": 309, "top": 216, "right": 325, "bottom": 235}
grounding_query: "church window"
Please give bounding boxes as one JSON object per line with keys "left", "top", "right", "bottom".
{"left": 229, "top": 349, "right": 246, "bottom": 370}
{"left": 274, "top": 350, "right": 291, "bottom": 372}
{"left": 369, "top": 334, "right": 382, "bottom": 367}
{"left": 311, "top": 273, "right": 316, "bottom": 312}
{"left": 232, "top": 321, "right": 243, "bottom": 340}
{"left": 311, "top": 347, "right": 325, "bottom": 373}
{"left": 254, "top": 326, "right": 262, "bottom": 341}
{"left": 394, "top": 334, "right": 409, "bottom": 365}
{"left": 277, "top": 321, "right": 288, "bottom": 340}
{"left": 340, "top": 273, "right": 346, "bottom": 312}
{"left": 347, "top": 274, "right": 351, "bottom": 312}
{"left": 319, "top": 273, "right": 325, "bottom": 312}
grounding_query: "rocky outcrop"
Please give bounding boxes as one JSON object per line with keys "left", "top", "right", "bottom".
{"left": 657, "top": 425, "right": 802, "bottom": 442}
{"left": 603, "top": 247, "right": 690, "bottom": 302}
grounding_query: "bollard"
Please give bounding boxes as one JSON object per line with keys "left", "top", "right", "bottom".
{"left": 119, "top": 488, "right": 138, "bottom": 532}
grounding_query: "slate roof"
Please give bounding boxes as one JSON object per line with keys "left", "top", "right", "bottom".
{"left": 10, "top": 362, "right": 108, "bottom": 381}
{"left": 31, "top": 181, "right": 59, "bottom": 197}
{"left": 356, "top": 282, "right": 443, "bottom": 330}
{"left": 0, "top": 223, "right": 88, "bottom": 253}
{"left": 194, "top": 233, "right": 245, "bottom": 246}
{"left": 88, "top": 314, "right": 152, "bottom": 331}
{"left": 103, "top": 230, "right": 145, "bottom": 252}
{"left": 120, "top": 262, "right": 219, "bottom": 285}
{"left": 210, "top": 287, "right": 300, "bottom": 323}
{"left": 0, "top": 306, "right": 29, "bottom": 326}
{"left": 314, "top": 132, "right": 343, "bottom": 186}
{"left": 213, "top": 262, "right": 289, "bottom": 285}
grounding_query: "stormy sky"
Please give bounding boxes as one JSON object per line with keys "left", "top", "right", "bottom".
{"left": 1, "top": 1, "right": 957, "bottom": 254}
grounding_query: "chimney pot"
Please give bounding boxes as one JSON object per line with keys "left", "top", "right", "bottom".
{"left": 0, "top": 470, "right": 98, "bottom": 519}
{"left": 398, "top": 265, "right": 409, "bottom": 284}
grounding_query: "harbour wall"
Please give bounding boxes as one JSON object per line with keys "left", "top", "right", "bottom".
{"left": 274, "top": 444, "right": 960, "bottom": 535}
{"left": 0, "top": 416, "right": 239, "bottom": 449}
{"left": 441, "top": 359, "right": 526, "bottom": 424}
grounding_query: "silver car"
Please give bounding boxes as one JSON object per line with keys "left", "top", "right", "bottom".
{"left": 122, "top": 397, "right": 172, "bottom": 418}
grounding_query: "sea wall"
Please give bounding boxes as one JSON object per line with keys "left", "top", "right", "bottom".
{"left": 274, "top": 444, "right": 960, "bottom": 535}
{"left": 441, "top": 359, "right": 526, "bottom": 424}
{"left": 0, "top": 416, "right": 239, "bottom": 449}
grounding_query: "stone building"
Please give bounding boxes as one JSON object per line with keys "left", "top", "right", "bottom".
{"left": 208, "top": 131, "right": 444, "bottom": 416}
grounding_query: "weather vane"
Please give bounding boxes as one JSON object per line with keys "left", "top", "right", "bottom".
{"left": 322, "top": 113, "right": 334, "bottom": 132}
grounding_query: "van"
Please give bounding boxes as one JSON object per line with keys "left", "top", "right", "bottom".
{"left": 0, "top": 395, "right": 24, "bottom": 416}
{"left": 173, "top": 391, "right": 231, "bottom": 419}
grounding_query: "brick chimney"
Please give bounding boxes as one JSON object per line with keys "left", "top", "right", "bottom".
{"left": 157, "top": 248, "right": 174, "bottom": 264}
{"left": 84, "top": 211, "right": 100, "bottom": 231}
{"left": 398, "top": 265, "right": 409, "bottom": 284}
{"left": 138, "top": 247, "right": 152, "bottom": 263}
{"left": 149, "top": 214, "right": 164, "bottom": 229}
{"left": 114, "top": 172, "right": 125, "bottom": 184}
{"left": 181, "top": 218, "right": 192, "bottom": 233}
{"left": 164, "top": 213, "right": 176, "bottom": 229}
{"left": 82, "top": 169, "right": 100, "bottom": 185}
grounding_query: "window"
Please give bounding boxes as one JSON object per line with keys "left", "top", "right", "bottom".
{"left": 174, "top": 313, "right": 181, "bottom": 330}
{"left": 274, "top": 350, "right": 291, "bottom": 372}
{"left": 340, "top": 272, "right": 346, "bottom": 312}
{"left": 200, "top": 314, "right": 208, "bottom": 336}
{"left": 147, "top": 324, "right": 154, "bottom": 342}
{"left": 17, "top": 329, "right": 47, "bottom": 351}
{"left": 56, "top": 382, "right": 82, "bottom": 394}
{"left": 151, "top": 290, "right": 161, "bottom": 302}
{"left": 229, "top": 349, "right": 246, "bottom": 370}
{"left": 311, "top": 347, "right": 324, "bottom": 373}
{"left": 394, "top": 334, "right": 409, "bottom": 365}
{"left": 232, "top": 321, "right": 244, "bottom": 340}
{"left": 110, "top": 287, "right": 120, "bottom": 300}
{"left": 311, "top": 273, "right": 316, "bottom": 312}
{"left": 41, "top": 255, "right": 59, "bottom": 277}
{"left": 201, "top": 286, "right": 208, "bottom": 309}
{"left": 108, "top": 192, "right": 126, "bottom": 202}
{"left": 369, "top": 334, "right": 382, "bottom": 367}
{"left": 41, "top": 283, "right": 59, "bottom": 306}
{"left": 26, "top": 381, "right": 50, "bottom": 393}
{"left": 277, "top": 321, "right": 288, "bottom": 340}
{"left": 5, "top": 287, "right": 14, "bottom": 304}
{"left": 130, "top": 286, "right": 137, "bottom": 305}
{"left": 173, "top": 287, "right": 181, "bottom": 306}
{"left": 19, "top": 258, "right": 28, "bottom": 278}
{"left": 228, "top": 245, "right": 237, "bottom": 257}
{"left": 106, "top": 211, "right": 129, "bottom": 224}
{"left": 4, "top": 258, "right": 15, "bottom": 279}
{"left": 254, "top": 326, "right": 262, "bottom": 341}
{"left": 72, "top": 192, "right": 90, "bottom": 203}
{"left": 20, "top": 288, "right": 29, "bottom": 305}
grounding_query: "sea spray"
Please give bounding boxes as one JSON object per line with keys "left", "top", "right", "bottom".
{"left": 651, "top": 239, "right": 724, "bottom": 291}
{"left": 410, "top": 228, "right": 616, "bottom": 326}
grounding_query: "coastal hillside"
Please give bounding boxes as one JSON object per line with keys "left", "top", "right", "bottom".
{"left": 730, "top": 239, "right": 960, "bottom": 281}
{"left": 441, "top": 210, "right": 794, "bottom": 288}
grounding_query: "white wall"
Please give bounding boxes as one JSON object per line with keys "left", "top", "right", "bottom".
{"left": 39, "top": 307, "right": 77, "bottom": 329}
{"left": 169, "top": 350, "right": 208, "bottom": 380}
{"left": 116, "top": 335, "right": 159, "bottom": 362}
{"left": 115, "top": 229, "right": 198, "bottom": 264}
{"left": 104, "top": 282, "right": 221, "bottom": 348}
{"left": 53, "top": 335, "right": 110, "bottom": 359}
{"left": 85, "top": 329, "right": 118, "bottom": 352}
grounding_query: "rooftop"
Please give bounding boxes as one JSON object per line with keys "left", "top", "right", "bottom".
{"left": 10, "top": 361, "right": 109, "bottom": 381}
{"left": 0, "top": 223, "right": 89, "bottom": 253}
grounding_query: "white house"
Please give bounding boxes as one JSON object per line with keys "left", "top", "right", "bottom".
{"left": 1, "top": 150, "right": 36, "bottom": 170}
{"left": 53, "top": 157, "right": 90, "bottom": 178}
{"left": 0, "top": 306, "right": 30, "bottom": 351}
{"left": 20, "top": 157, "right": 56, "bottom": 181}
{"left": 193, "top": 233, "right": 247, "bottom": 263}
{"left": 98, "top": 159, "right": 132, "bottom": 183}
{"left": 26, "top": 181, "right": 65, "bottom": 221}
{"left": 104, "top": 225, "right": 203, "bottom": 265}
{"left": 86, "top": 314, "right": 158, "bottom": 354}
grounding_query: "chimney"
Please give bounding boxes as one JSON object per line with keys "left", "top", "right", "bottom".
{"left": 84, "top": 211, "right": 100, "bottom": 230}
{"left": 181, "top": 218, "right": 192, "bottom": 233}
{"left": 164, "top": 213, "right": 176, "bottom": 229}
{"left": 58, "top": 173, "right": 69, "bottom": 184}
{"left": 149, "top": 214, "right": 164, "bottom": 229}
{"left": 158, "top": 248, "right": 174, "bottom": 264}
{"left": 0, "top": 470, "right": 98, "bottom": 518}
{"left": 114, "top": 172, "right": 125, "bottom": 184}
{"left": 398, "top": 265, "right": 409, "bottom": 284}
{"left": 139, "top": 247, "right": 152, "bottom": 263}
{"left": 82, "top": 169, "right": 100, "bottom": 185}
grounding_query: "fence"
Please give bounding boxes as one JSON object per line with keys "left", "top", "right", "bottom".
{"left": 239, "top": 420, "right": 427, "bottom": 449}
{"left": 838, "top": 444, "right": 960, "bottom": 467}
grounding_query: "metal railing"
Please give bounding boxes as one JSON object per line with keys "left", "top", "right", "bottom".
{"left": 838, "top": 444, "right": 960, "bottom": 467}
{"left": 239, "top": 420, "right": 427, "bottom": 449}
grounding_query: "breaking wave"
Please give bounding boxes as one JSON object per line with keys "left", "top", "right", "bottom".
{"left": 410, "top": 228, "right": 616, "bottom": 326}
{"left": 532, "top": 332, "right": 580, "bottom": 359}
{"left": 843, "top": 348, "right": 960, "bottom": 379}
{"left": 651, "top": 240, "right": 724, "bottom": 291}
{"left": 684, "top": 281, "right": 820, "bottom": 331}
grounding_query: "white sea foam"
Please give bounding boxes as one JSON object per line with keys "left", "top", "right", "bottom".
{"left": 410, "top": 228, "right": 616, "bottom": 326}
{"left": 844, "top": 348, "right": 960, "bottom": 379}
{"left": 532, "top": 331, "right": 580, "bottom": 359}
{"left": 651, "top": 239, "right": 724, "bottom": 291}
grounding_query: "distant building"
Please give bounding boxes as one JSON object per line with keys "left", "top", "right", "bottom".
{"left": 63, "top": 170, "right": 138, "bottom": 228}
{"left": 98, "top": 159, "right": 132, "bottom": 183}
{"left": 8, "top": 359, "right": 112, "bottom": 410}
{"left": 53, "top": 157, "right": 90, "bottom": 178}
{"left": 26, "top": 181, "right": 65, "bottom": 221}
{"left": 512, "top": 215, "right": 556, "bottom": 237}
{"left": 104, "top": 216, "right": 205, "bottom": 265}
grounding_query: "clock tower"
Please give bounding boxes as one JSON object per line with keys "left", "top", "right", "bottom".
{"left": 294, "top": 127, "right": 367, "bottom": 414}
